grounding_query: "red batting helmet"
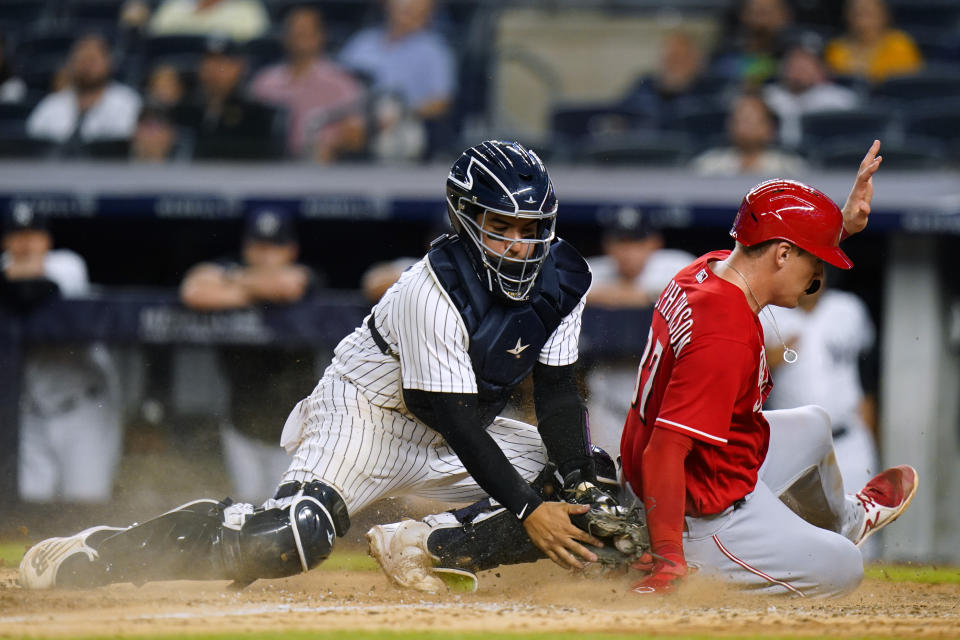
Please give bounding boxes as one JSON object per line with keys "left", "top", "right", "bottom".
{"left": 730, "top": 179, "right": 852, "bottom": 269}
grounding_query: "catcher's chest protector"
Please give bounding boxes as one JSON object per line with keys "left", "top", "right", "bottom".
{"left": 428, "top": 236, "right": 591, "bottom": 413}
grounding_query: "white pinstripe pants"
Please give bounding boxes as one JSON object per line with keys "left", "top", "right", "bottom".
{"left": 267, "top": 376, "right": 548, "bottom": 516}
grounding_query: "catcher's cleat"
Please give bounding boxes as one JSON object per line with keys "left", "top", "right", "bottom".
{"left": 366, "top": 520, "right": 446, "bottom": 593}
{"left": 852, "top": 465, "right": 918, "bottom": 547}
{"left": 18, "top": 526, "right": 123, "bottom": 589}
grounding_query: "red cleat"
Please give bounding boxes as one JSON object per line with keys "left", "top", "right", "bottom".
{"left": 852, "top": 465, "right": 918, "bottom": 547}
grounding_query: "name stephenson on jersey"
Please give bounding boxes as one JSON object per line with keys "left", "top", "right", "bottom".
{"left": 323, "top": 257, "right": 585, "bottom": 415}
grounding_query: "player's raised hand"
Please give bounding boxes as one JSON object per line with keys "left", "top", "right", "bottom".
{"left": 841, "top": 139, "right": 882, "bottom": 237}
{"left": 522, "top": 501, "right": 602, "bottom": 570}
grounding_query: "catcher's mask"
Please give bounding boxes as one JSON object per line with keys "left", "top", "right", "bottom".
{"left": 446, "top": 140, "right": 557, "bottom": 302}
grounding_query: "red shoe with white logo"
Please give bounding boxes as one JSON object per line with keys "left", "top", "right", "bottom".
{"left": 852, "top": 465, "right": 918, "bottom": 547}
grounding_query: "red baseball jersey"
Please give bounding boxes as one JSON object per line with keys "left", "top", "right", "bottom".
{"left": 620, "top": 250, "right": 773, "bottom": 516}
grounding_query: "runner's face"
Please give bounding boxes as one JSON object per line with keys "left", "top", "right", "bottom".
{"left": 776, "top": 245, "right": 823, "bottom": 307}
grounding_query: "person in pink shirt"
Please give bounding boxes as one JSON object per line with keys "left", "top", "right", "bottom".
{"left": 249, "top": 7, "right": 365, "bottom": 162}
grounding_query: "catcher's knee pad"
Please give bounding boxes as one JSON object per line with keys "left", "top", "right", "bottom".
{"left": 225, "top": 480, "right": 350, "bottom": 581}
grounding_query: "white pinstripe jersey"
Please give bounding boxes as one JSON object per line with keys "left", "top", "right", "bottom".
{"left": 323, "top": 257, "right": 586, "bottom": 414}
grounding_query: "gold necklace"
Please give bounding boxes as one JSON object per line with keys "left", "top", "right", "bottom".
{"left": 723, "top": 261, "right": 799, "bottom": 364}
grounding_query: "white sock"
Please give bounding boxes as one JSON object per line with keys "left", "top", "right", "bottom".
{"left": 841, "top": 493, "right": 866, "bottom": 542}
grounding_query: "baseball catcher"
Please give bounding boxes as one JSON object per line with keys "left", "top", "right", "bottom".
{"left": 20, "top": 140, "right": 616, "bottom": 590}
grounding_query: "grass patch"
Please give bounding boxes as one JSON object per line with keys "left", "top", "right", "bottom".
{"left": 316, "top": 550, "right": 378, "bottom": 571}
{"left": 865, "top": 564, "right": 960, "bottom": 584}
{"left": 0, "top": 541, "right": 28, "bottom": 568}
{"left": 0, "top": 542, "right": 378, "bottom": 573}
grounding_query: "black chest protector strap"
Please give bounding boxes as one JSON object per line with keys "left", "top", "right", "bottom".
{"left": 368, "top": 314, "right": 398, "bottom": 360}
{"left": 427, "top": 235, "right": 591, "bottom": 418}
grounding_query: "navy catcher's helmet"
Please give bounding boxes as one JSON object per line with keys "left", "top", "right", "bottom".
{"left": 445, "top": 140, "right": 558, "bottom": 302}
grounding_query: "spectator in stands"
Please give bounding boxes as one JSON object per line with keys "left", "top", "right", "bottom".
{"left": 145, "top": 64, "right": 185, "bottom": 110}
{"left": 130, "top": 103, "right": 181, "bottom": 162}
{"left": 120, "top": 0, "right": 151, "bottom": 32}
{"left": 26, "top": 34, "right": 142, "bottom": 153}
{"left": 763, "top": 37, "right": 860, "bottom": 148}
{"left": 174, "top": 35, "right": 276, "bottom": 160}
{"left": 148, "top": 0, "right": 269, "bottom": 43}
{"left": 180, "top": 207, "right": 321, "bottom": 501}
{"left": 691, "top": 92, "right": 807, "bottom": 176}
{"left": 339, "top": 0, "right": 455, "bottom": 160}
{"left": 0, "top": 34, "right": 26, "bottom": 104}
{"left": 1, "top": 202, "right": 122, "bottom": 503}
{"left": 584, "top": 207, "right": 695, "bottom": 459}
{"left": 711, "top": 0, "right": 796, "bottom": 86}
{"left": 250, "top": 7, "right": 365, "bottom": 162}
{"left": 824, "top": 0, "right": 923, "bottom": 84}
{"left": 620, "top": 30, "right": 712, "bottom": 125}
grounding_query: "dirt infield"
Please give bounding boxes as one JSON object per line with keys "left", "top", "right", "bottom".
{"left": 2, "top": 558, "right": 958, "bottom": 639}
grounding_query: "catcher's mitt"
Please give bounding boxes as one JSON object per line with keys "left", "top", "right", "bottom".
{"left": 563, "top": 478, "right": 650, "bottom": 570}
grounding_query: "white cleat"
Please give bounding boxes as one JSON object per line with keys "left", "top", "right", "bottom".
{"left": 852, "top": 465, "right": 919, "bottom": 547}
{"left": 366, "top": 520, "right": 445, "bottom": 593}
{"left": 18, "top": 526, "right": 123, "bottom": 589}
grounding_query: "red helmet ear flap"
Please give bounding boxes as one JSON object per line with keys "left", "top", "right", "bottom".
{"left": 730, "top": 179, "right": 852, "bottom": 269}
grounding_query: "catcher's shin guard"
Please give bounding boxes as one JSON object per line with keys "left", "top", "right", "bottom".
{"left": 56, "top": 481, "right": 350, "bottom": 588}
{"left": 54, "top": 499, "right": 224, "bottom": 587}
{"left": 425, "top": 505, "right": 543, "bottom": 573}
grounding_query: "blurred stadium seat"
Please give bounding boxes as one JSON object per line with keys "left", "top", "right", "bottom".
{"left": 911, "top": 27, "right": 960, "bottom": 65}
{"left": 812, "top": 137, "right": 946, "bottom": 170}
{"left": 889, "top": 0, "right": 960, "bottom": 31}
{"left": 0, "top": 133, "right": 59, "bottom": 158}
{"left": 14, "top": 30, "right": 78, "bottom": 62}
{"left": 80, "top": 138, "right": 130, "bottom": 159}
{"left": 800, "top": 108, "right": 894, "bottom": 147}
{"left": 550, "top": 102, "right": 642, "bottom": 144}
{"left": 903, "top": 101, "right": 960, "bottom": 160}
{"left": 0, "top": 102, "right": 33, "bottom": 125}
{"left": 142, "top": 34, "right": 211, "bottom": 65}
{"left": 63, "top": 0, "right": 128, "bottom": 30}
{"left": 871, "top": 71, "right": 960, "bottom": 104}
{"left": 582, "top": 131, "right": 693, "bottom": 167}
{"left": 0, "top": 0, "right": 51, "bottom": 30}
{"left": 666, "top": 104, "right": 729, "bottom": 147}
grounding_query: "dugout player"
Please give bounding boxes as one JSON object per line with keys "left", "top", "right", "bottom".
{"left": 369, "top": 140, "right": 918, "bottom": 598}
{"left": 1, "top": 203, "right": 122, "bottom": 503}
{"left": 19, "top": 140, "right": 609, "bottom": 590}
